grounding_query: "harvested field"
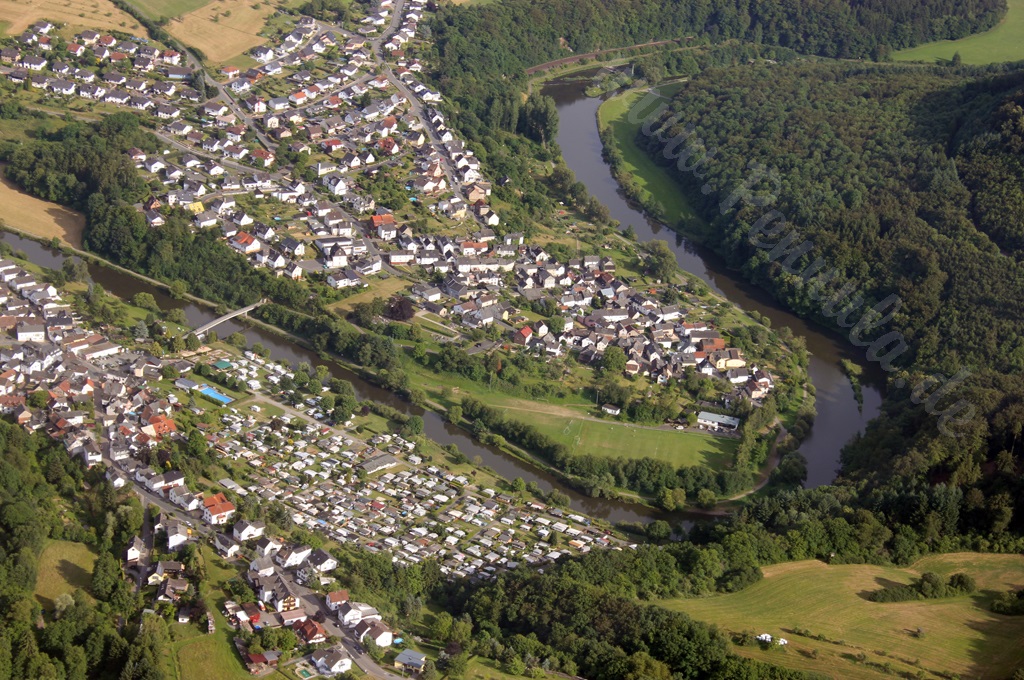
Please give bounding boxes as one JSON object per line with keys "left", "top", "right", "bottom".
{"left": 166, "top": 0, "right": 276, "bottom": 64}
{"left": 0, "top": 0, "right": 139, "bottom": 36}
{"left": 0, "top": 169, "right": 85, "bottom": 248}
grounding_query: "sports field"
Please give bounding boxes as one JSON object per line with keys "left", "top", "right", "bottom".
{"left": 664, "top": 553, "right": 1024, "bottom": 680}
{"left": 894, "top": 0, "right": 1024, "bottom": 64}
{"left": 34, "top": 540, "right": 97, "bottom": 610}
{"left": 521, "top": 409, "right": 737, "bottom": 469}
{"left": 166, "top": 0, "right": 277, "bottom": 64}
{"left": 0, "top": 169, "right": 85, "bottom": 248}
{"left": 0, "top": 0, "right": 139, "bottom": 35}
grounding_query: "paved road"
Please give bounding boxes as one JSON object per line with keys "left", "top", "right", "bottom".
{"left": 135, "top": 500, "right": 153, "bottom": 590}
{"left": 112, "top": 404, "right": 406, "bottom": 678}
{"left": 318, "top": 0, "right": 465, "bottom": 201}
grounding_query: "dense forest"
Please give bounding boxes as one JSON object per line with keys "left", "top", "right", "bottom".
{"left": 427, "top": 0, "right": 1005, "bottom": 146}
{"left": 637, "top": 61, "right": 1024, "bottom": 535}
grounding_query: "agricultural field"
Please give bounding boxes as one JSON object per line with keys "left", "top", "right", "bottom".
{"left": 0, "top": 168, "right": 85, "bottom": 248}
{"left": 894, "top": 0, "right": 1024, "bottom": 64}
{"left": 663, "top": 554, "right": 1024, "bottom": 680}
{"left": 124, "top": 0, "right": 210, "bottom": 22}
{"left": 0, "top": 0, "right": 140, "bottom": 36}
{"left": 33, "top": 540, "right": 97, "bottom": 610}
{"left": 166, "top": 0, "right": 279, "bottom": 65}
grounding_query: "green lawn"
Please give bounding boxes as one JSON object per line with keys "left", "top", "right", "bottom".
{"left": 663, "top": 553, "right": 1024, "bottom": 680}
{"left": 34, "top": 540, "right": 97, "bottom": 610}
{"left": 125, "top": 0, "right": 211, "bottom": 20}
{"left": 172, "top": 546, "right": 261, "bottom": 680}
{"left": 597, "top": 86, "right": 705, "bottom": 228}
{"left": 894, "top": 0, "right": 1024, "bottom": 64}
{"left": 221, "top": 53, "right": 258, "bottom": 72}
{"left": 330, "top": 276, "right": 411, "bottom": 312}
{"left": 524, "top": 410, "right": 737, "bottom": 469}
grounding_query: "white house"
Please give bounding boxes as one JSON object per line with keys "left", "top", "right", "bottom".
{"left": 696, "top": 411, "right": 741, "bottom": 430}
{"left": 355, "top": 620, "right": 393, "bottom": 648}
{"left": 275, "top": 545, "right": 313, "bottom": 568}
{"left": 233, "top": 519, "right": 266, "bottom": 542}
{"left": 325, "top": 590, "right": 349, "bottom": 612}
{"left": 306, "top": 548, "right": 337, "bottom": 573}
{"left": 312, "top": 648, "right": 352, "bottom": 676}
{"left": 125, "top": 535, "right": 145, "bottom": 563}
{"left": 202, "top": 494, "right": 236, "bottom": 525}
{"left": 338, "top": 601, "right": 381, "bottom": 628}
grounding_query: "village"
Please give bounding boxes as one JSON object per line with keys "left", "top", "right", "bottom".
{"left": 0, "top": 247, "right": 631, "bottom": 676}
{"left": 0, "top": 0, "right": 786, "bottom": 427}
{"left": 0, "top": 3, "right": 788, "bottom": 673}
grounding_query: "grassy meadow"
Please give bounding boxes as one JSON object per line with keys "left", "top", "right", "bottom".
{"left": 663, "top": 553, "right": 1024, "bottom": 680}
{"left": 523, "top": 408, "right": 738, "bottom": 469}
{"left": 34, "top": 540, "right": 97, "bottom": 610}
{"left": 0, "top": 0, "right": 140, "bottom": 36}
{"left": 597, "top": 84, "right": 704, "bottom": 230}
{"left": 894, "top": 0, "right": 1024, "bottom": 64}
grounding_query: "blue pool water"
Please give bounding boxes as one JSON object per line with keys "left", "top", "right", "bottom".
{"left": 199, "top": 387, "right": 233, "bottom": 404}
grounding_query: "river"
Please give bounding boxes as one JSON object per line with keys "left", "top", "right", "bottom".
{"left": 542, "top": 76, "right": 884, "bottom": 488}
{"left": 1, "top": 80, "right": 881, "bottom": 521}
{"left": 1, "top": 232, "right": 685, "bottom": 525}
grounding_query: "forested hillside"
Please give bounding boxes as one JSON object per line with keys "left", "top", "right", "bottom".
{"left": 0, "top": 419, "right": 169, "bottom": 679}
{"left": 428, "top": 0, "right": 1005, "bottom": 140}
{"left": 638, "top": 61, "right": 1024, "bottom": 533}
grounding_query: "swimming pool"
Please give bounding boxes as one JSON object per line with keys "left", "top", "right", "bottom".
{"left": 199, "top": 386, "right": 233, "bottom": 404}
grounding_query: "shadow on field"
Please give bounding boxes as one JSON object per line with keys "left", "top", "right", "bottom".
{"left": 56, "top": 558, "right": 91, "bottom": 590}
{"left": 855, "top": 576, "right": 907, "bottom": 600}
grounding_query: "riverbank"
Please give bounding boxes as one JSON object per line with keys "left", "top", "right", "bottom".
{"left": 543, "top": 72, "right": 884, "bottom": 489}
{"left": 596, "top": 84, "right": 707, "bottom": 234}
{"left": 1, "top": 220, "right": 715, "bottom": 525}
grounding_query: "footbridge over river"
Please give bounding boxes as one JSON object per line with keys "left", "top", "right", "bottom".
{"left": 194, "top": 299, "right": 267, "bottom": 337}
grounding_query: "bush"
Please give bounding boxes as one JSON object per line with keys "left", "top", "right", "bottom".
{"left": 869, "top": 572, "right": 976, "bottom": 603}
{"left": 991, "top": 589, "right": 1024, "bottom": 615}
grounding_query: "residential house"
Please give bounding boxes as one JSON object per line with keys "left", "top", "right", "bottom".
{"left": 202, "top": 492, "right": 236, "bottom": 525}
{"left": 312, "top": 648, "right": 352, "bottom": 676}
{"left": 233, "top": 519, "right": 266, "bottom": 542}
{"left": 355, "top": 620, "right": 393, "bottom": 648}
{"left": 325, "top": 590, "right": 350, "bottom": 612}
